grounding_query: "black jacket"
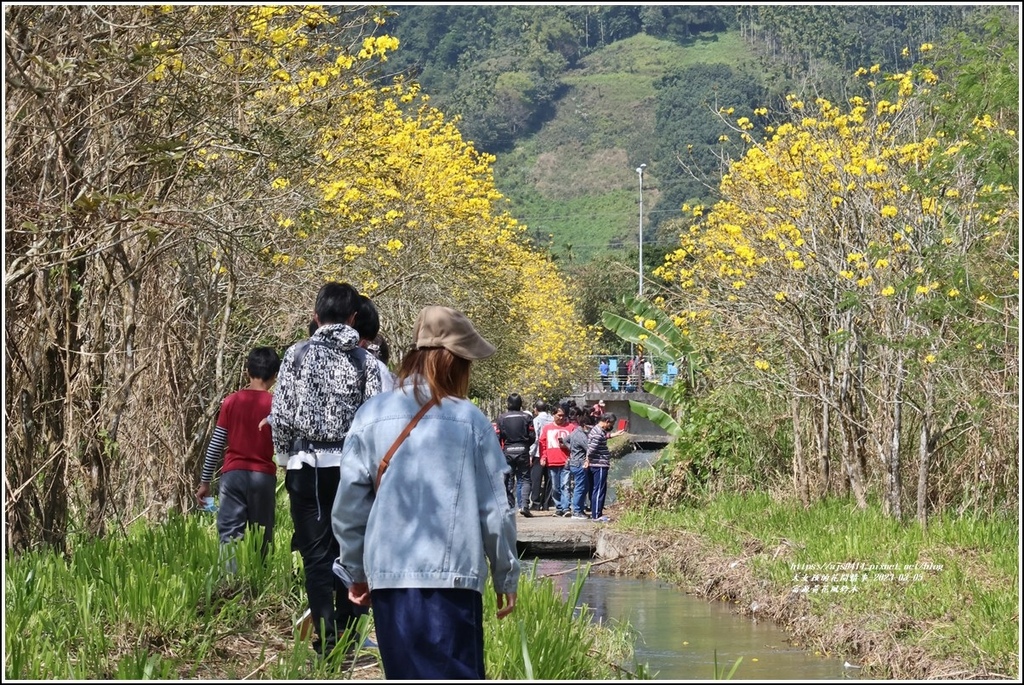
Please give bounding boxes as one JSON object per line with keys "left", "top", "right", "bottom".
{"left": 496, "top": 409, "right": 535, "bottom": 458}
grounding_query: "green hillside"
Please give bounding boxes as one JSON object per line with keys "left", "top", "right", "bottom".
{"left": 492, "top": 31, "right": 760, "bottom": 261}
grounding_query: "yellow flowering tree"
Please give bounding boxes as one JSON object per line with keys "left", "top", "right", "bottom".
{"left": 247, "top": 39, "right": 592, "bottom": 400}
{"left": 655, "top": 55, "right": 1017, "bottom": 518}
{"left": 4, "top": 4, "right": 593, "bottom": 550}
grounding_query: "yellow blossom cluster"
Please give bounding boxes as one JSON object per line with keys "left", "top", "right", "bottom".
{"left": 654, "top": 58, "right": 1018, "bottom": 375}
{"left": 132, "top": 5, "right": 594, "bottom": 399}
{"left": 217, "top": 9, "right": 594, "bottom": 398}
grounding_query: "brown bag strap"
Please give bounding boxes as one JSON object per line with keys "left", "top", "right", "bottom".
{"left": 375, "top": 397, "right": 438, "bottom": 490}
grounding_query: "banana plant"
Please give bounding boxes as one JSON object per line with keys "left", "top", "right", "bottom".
{"left": 601, "top": 293, "right": 700, "bottom": 438}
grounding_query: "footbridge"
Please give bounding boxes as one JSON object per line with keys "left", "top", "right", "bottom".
{"left": 573, "top": 389, "right": 671, "bottom": 450}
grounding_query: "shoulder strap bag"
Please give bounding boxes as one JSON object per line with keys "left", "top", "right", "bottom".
{"left": 375, "top": 397, "right": 438, "bottom": 491}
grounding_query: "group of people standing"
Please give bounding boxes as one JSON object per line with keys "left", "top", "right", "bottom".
{"left": 194, "top": 282, "right": 520, "bottom": 679}
{"left": 598, "top": 355, "right": 653, "bottom": 391}
{"left": 494, "top": 396, "right": 621, "bottom": 522}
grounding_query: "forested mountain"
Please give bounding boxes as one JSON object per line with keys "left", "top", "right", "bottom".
{"left": 373, "top": 4, "right": 986, "bottom": 260}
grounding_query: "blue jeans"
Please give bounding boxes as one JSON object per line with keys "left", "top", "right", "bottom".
{"left": 570, "top": 464, "right": 591, "bottom": 515}
{"left": 547, "top": 466, "right": 569, "bottom": 513}
{"left": 589, "top": 466, "right": 609, "bottom": 519}
{"left": 505, "top": 452, "right": 531, "bottom": 510}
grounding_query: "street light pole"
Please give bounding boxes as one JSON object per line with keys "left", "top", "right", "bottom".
{"left": 636, "top": 163, "right": 646, "bottom": 297}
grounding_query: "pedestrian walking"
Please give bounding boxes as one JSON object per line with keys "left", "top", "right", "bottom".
{"left": 268, "top": 282, "right": 383, "bottom": 658}
{"left": 195, "top": 347, "right": 281, "bottom": 565}
{"left": 334, "top": 305, "right": 519, "bottom": 679}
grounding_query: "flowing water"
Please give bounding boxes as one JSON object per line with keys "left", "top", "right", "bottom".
{"left": 604, "top": 447, "right": 662, "bottom": 505}
{"left": 535, "top": 559, "right": 854, "bottom": 680}
{"left": 531, "top": 450, "right": 860, "bottom": 680}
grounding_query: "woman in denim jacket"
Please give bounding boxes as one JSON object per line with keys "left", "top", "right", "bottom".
{"left": 333, "top": 305, "right": 520, "bottom": 679}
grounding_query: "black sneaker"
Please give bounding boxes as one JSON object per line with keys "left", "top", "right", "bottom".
{"left": 519, "top": 508, "right": 533, "bottom": 518}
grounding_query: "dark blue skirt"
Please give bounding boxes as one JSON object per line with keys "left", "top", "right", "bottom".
{"left": 371, "top": 587, "right": 485, "bottom": 680}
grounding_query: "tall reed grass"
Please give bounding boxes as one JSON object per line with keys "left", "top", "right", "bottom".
{"left": 5, "top": 493, "right": 645, "bottom": 679}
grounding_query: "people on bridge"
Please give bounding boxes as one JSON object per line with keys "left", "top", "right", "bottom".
{"left": 625, "top": 355, "right": 643, "bottom": 391}
{"left": 495, "top": 392, "right": 536, "bottom": 515}
{"left": 528, "top": 400, "right": 554, "bottom": 511}
{"left": 537, "top": 406, "right": 571, "bottom": 517}
{"left": 598, "top": 358, "right": 610, "bottom": 390}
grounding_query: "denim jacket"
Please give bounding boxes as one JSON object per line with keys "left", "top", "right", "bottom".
{"left": 332, "top": 377, "right": 521, "bottom": 596}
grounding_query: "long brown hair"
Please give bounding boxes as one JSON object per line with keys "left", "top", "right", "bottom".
{"left": 397, "top": 347, "right": 471, "bottom": 404}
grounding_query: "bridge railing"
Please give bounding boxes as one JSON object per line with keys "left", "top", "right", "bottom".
{"left": 578, "top": 355, "right": 681, "bottom": 393}
{"left": 480, "top": 356, "right": 683, "bottom": 420}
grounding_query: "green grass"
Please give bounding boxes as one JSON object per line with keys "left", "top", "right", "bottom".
{"left": 564, "top": 32, "right": 756, "bottom": 99}
{"left": 493, "top": 30, "right": 760, "bottom": 260}
{"left": 617, "top": 491, "right": 1019, "bottom": 676}
{"left": 513, "top": 188, "right": 639, "bottom": 262}
{"left": 4, "top": 490, "right": 647, "bottom": 680}
{"left": 485, "top": 559, "right": 644, "bottom": 679}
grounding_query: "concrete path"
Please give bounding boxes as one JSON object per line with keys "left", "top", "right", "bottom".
{"left": 514, "top": 507, "right": 607, "bottom": 557}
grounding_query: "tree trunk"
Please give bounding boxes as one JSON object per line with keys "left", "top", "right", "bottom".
{"left": 790, "top": 370, "right": 809, "bottom": 505}
{"left": 792, "top": 398, "right": 810, "bottom": 506}
{"left": 816, "top": 371, "right": 832, "bottom": 496}
{"left": 885, "top": 353, "right": 906, "bottom": 520}
{"left": 916, "top": 368, "right": 935, "bottom": 526}
{"left": 838, "top": 343, "right": 868, "bottom": 509}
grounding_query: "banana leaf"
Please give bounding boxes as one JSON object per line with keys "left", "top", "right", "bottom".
{"left": 622, "top": 293, "right": 691, "bottom": 354}
{"left": 628, "top": 399, "right": 684, "bottom": 438}
{"left": 601, "top": 312, "right": 672, "bottom": 361}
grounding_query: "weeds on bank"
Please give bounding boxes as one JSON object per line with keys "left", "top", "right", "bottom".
{"left": 617, "top": 489, "right": 1018, "bottom": 676}
{"left": 713, "top": 651, "right": 744, "bottom": 680}
{"left": 484, "top": 559, "right": 645, "bottom": 679}
{"left": 5, "top": 495, "right": 646, "bottom": 680}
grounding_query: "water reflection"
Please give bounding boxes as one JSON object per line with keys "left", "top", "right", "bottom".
{"left": 535, "top": 560, "right": 853, "bottom": 680}
{"left": 605, "top": 449, "right": 661, "bottom": 505}
{"left": 533, "top": 451, "right": 851, "bottom": 680}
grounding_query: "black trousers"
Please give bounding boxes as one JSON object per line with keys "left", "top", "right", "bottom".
{"left": 216, "top": 469, "right": 276, "bottom": 557}
{"left": 285, "top": 464, "right": 367, "bottom": 655}
{"left": 529, "top": 459, "right": 551, "bottom": 509}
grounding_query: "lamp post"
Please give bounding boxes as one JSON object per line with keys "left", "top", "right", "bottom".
{"left": 636, "top": 164, "right": 646, "bottom": 297}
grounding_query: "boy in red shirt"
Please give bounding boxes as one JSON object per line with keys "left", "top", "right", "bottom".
{"left": 196, "top": 346, "right": 281, "bottom": 562}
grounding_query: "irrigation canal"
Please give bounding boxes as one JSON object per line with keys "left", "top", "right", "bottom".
{"left": 526, "top": 450, "right": 858, "bottom": 680}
